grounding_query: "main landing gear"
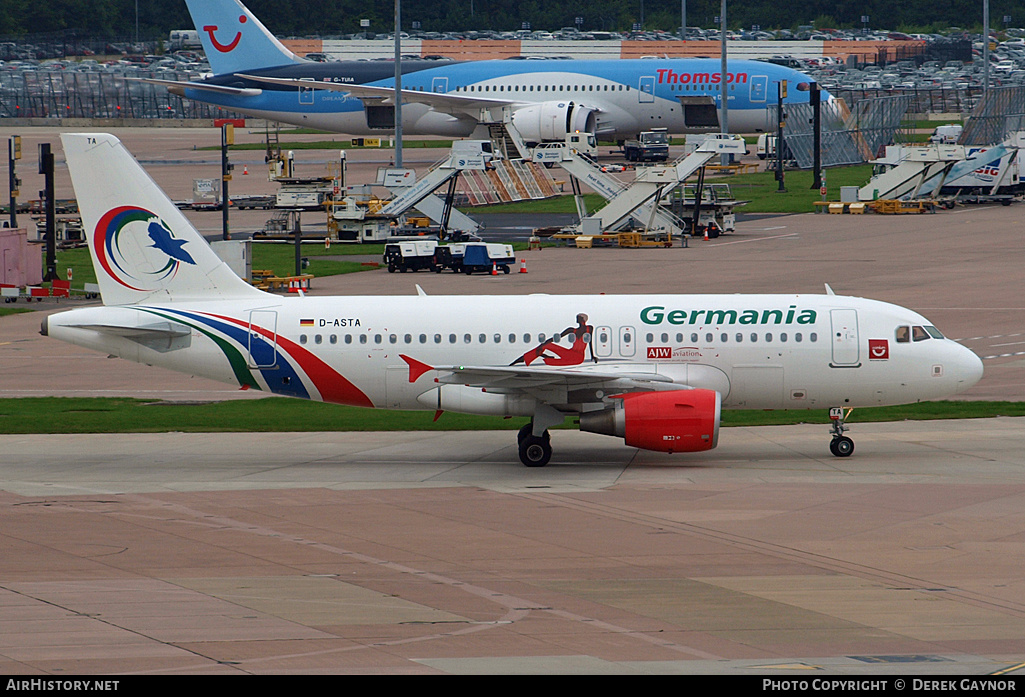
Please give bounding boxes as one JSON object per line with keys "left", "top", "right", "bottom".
{"left": 518, "top": 422, "right": 552, "bottom": 467}
{"left": 828, "top": 407, "right": 855, "bottom": 457}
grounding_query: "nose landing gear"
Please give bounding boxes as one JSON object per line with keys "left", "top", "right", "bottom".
{"left": 828, "top": 407, "right": 855, "bottom": 457}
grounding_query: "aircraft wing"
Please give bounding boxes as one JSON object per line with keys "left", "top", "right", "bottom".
{"left": 238, "top": 73, "right": 521, "bottom": 116}
{"left": 133, "top": 77, "right": 263, "bottom": 98}
{"left": 401, "top": 355, "right": 680, "bottom": 393}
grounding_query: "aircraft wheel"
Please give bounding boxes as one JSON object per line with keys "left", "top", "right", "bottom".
{"left": 830, "top": 436, "right": 854, "bottom": 458}
{"left": 519, "top": 433, "right": 552, "bottom": 467}
{"left": 517, "top": 423, "right": 551, "bottom": 446}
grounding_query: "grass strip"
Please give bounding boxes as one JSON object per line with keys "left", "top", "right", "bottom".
{"left": 0, "top": 397, "right": 1020, "bottom": 435}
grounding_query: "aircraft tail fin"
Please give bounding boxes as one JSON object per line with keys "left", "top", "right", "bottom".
{"left": 185, "top": 0, "right": 304, "bottom": 75}
{"left": 60, "top": 133, "right": 266, "bottom": 306}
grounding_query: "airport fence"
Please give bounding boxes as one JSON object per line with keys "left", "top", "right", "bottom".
{"left": 833, "top": 88, "right": 983, "bottom": 116}
{"left": 0, "top": 69, "right": 242, "bottom": 120}
{"left": 961, "top": 86, "right": 1025, "bottom": 146}
{"left": 772, "top": 94, "right": 913, "bottom": 169}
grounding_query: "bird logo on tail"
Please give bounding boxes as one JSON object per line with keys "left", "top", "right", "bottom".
{"left": 94, "top": 206, "right": 194, "bottom": 291}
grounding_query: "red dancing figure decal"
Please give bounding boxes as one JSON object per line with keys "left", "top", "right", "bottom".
{"left": 511, "top": 313, "right": 596, "bottom": 366}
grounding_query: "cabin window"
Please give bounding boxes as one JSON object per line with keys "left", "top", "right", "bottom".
{"left": 389, "top": 334, "right": 397, "bottom": 344}
{"left": 706, "top": 333, "right": 713, "bottom": 343}
{"left": 896, "top": 326, "right": 910, "bottom": 343}
{"left": 464, "top": 333, "right": 472, "bottom": 344}
{"left": 676, "top": 333, "right": 684, "bottom": 342}
{"left": 345, "top": 335, "right": 353, "bottom": 344}
{"left": 661, "top": 332, "right": 669, "bottom": 343}
{"left": 539, "top": 333, "right": 547, "bottom": 343}
{"left": 299, "top": 334, "right": 308, "bottom": 344}
{"left": 691, "top": 333, "right": 699, "bottom": 343}
{"left": 810, "top": 332, "right": 818, "bottom": 342}
{"left": 403, "top": 334, "right": 411, "bottom": 343}
{"left": 494, "top": 334, "right": 501, "bottom": 344}
{"left": 360, "top": 335, "right": 368, "bottom": 344}
{"left": 374, "top": 334, "right": 382, "bottom": 344}
{"left": 434, "top": 334, "right": 442, "bottom": 344}
{"left": 419, "top": 333, "right": 427, "bottom": 344}
{"left": 721, "top": 333, "right": 728, "bottom": 342}
{"left": 780, "top": 333, "right": 788, "bottom": 342}
{"left": 765, "top": 333, "right": 773, "bottom": 342}
{"left": 449, "top": 334, "right": 457, "bottom": 344}
{"left": 795, "top": 333, "right": 803, "bottom": 343}
{"left": 736, "top": 333, "right": 743, "bottom": 343}
{"left": 509, "top": 333, "right": 517, "bottom": 344}
{"left": 646, "top": 332, "right": 654, "bottom": 343}
{"left": 523, "top": 333, "right": 532, "bottom": 343}
{"left": 315, "top": 334, "right": 323, "bottom": 344}
{"left": 750, "top": 333, "right": 758, "bottom": 343}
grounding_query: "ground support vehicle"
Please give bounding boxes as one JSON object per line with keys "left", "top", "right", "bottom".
{"left": 384, "top": 240, "right": 440, "bottom": 273}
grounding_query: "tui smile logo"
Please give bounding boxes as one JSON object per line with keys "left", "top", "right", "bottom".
{"left": 93, "top": 206, "right": 195, "bottom": 291}
{"left": 203, "top": 14, "right": 247, "bottom": 53}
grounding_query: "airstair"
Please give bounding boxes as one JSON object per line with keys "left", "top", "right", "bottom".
{"left": 528, "top": 132, "right": 747, "bottom": 236}
{"left": 858, "top": 144, "right": 966, "bottom": 201}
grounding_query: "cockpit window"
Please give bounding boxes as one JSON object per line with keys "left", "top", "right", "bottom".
{"left": 896, "top": 326, "right": 910, "bottom": 343}
{"left": 912, "top": 326, "right": 930, "bottom": 342}
{"left": 924, "top": 325, "right": 945, "bottom": 339}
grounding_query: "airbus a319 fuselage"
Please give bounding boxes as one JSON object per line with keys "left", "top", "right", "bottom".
{"left": 45, "top": 133, "right": 983, "bottom": 467}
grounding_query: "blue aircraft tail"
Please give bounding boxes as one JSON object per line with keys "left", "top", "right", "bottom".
{"left": 185, "top": 0, "right": 304, "bottom": 75}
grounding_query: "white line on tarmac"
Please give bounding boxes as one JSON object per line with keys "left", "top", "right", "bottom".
{"left": 712, "top": 233, "right": 798, "bottom": 246}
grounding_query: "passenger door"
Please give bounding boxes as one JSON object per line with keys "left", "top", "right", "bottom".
{"left": 247, "top": 310, "right": 278, "bottom": 369}
{"left": 830, "top": 309, "right": 860, "bottom": 367}
{"left": 638, "top": 76, "right": 655, "bottom": 103}
{"left": 749, "top": 75, "right": 768, "bottom": 103}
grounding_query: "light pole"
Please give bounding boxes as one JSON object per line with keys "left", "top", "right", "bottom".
{"left": 775, "top": 81, "right": 786, "bottom": 193}
{"left": 394, "top": 0, "right": 403, "bottom": 168}
{"left": 719, "top": 0, "right": 729, "bottom": 165}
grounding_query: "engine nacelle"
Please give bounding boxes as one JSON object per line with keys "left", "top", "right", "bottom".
{"left": 579, "top": 389, "right": 721, "bottom": 454}
{"left": 510, "top": 101, "right": 598, "bottom": 143}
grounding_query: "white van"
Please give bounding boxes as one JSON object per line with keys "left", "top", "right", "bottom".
{"left": 929, "top": 124, "right": 963, "bottom": 144}
{"left": 756, "top": 133, "right": 777, "bottom": 159}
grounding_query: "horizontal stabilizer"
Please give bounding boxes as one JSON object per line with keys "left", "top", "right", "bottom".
{"left": 66, "top": 320, "right": 192, "bottom": 352}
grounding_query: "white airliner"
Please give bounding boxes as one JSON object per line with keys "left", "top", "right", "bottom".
{"left": 45, "top": 134, "right": 983, "bottom": 467}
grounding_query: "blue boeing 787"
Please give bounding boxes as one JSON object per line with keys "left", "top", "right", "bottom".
{"left": 145, "top": 0, "right": 828, "bottom": 142}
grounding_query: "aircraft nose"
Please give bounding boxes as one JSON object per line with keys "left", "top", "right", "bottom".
{"left": 954, "top": 344, "right": 984, "bottom": 392}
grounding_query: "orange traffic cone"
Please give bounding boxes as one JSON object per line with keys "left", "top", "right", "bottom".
{"left": 519, "top": 258, "right": 528, "bottom": 273}
{"left": 243, "top": 165, "right": 248, "bottom": 175}
{"left": 491, "top": 262, "right": 498, "bottom": 276}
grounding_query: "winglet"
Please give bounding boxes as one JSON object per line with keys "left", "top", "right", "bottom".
{"left": 825, "top": 283, "right": 836, "bottom": 296}
{"left": 400, "top": 354, "right": 434, "bottom": 383}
